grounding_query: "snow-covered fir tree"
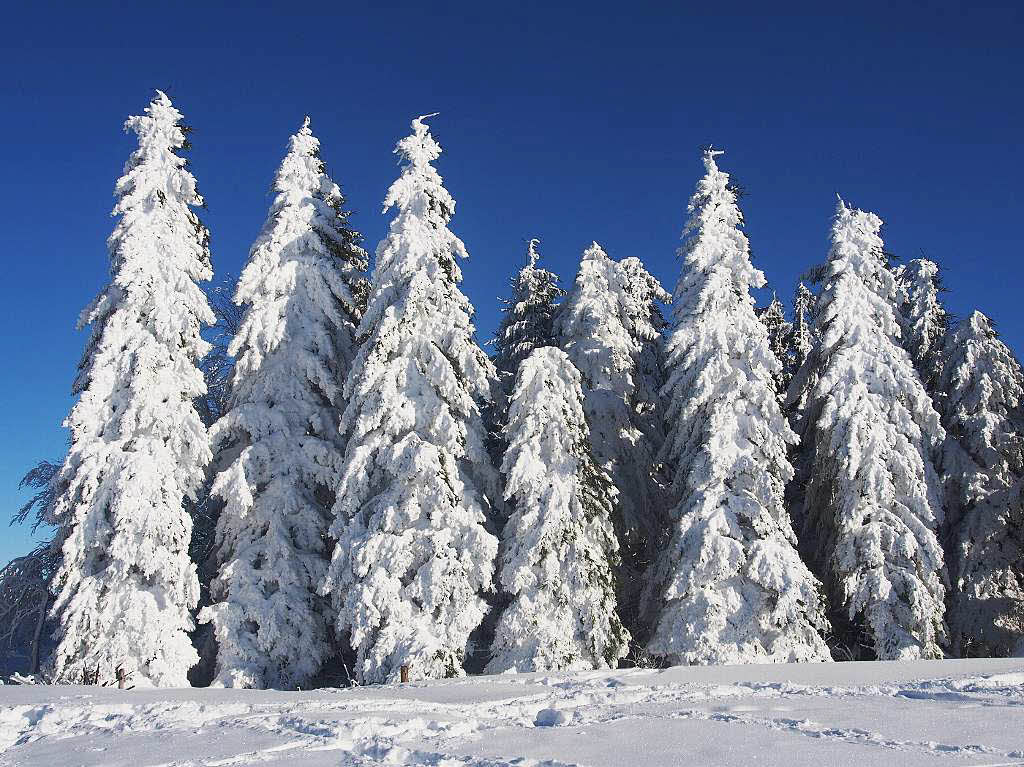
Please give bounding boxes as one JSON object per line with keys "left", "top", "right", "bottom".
{"left": 555, "top": 244, "right": 669, "bottom": 621}
{"left": 607, "top": 255, "right": 672, "bottom": 586}
{"left": 492, "top": 239, "right": 565, "bottom": 392}
{"left": 937, "top": 311, "right": 1024, "bottom": 656}
{"left": 615, "top": 255, "right": 671, "bottom": 465}
{"left": 487, "top": 347, "right": 629, "bottom": 672}
{"left": 46, "top": 92, "right": 214, "bottom": 686}
{"left": 757, "top": 293, "right": 792, "bottom": 392}
{"left": 644, "top": 149, "right": 831, "bottom": 665}
{"left": 790, "top": 282, "right": 814, "bottom": 374}
{"left": 792, "top": 199, "right": 947, "bottom": 660}
{"left": 199, "top": 119, "right": 368, "bottom": 689}
{"left": 897, "top": 258, "right": 949, "bottom": 393}
{"left": 323, "top": 115, "right": 500, "bottom": 684}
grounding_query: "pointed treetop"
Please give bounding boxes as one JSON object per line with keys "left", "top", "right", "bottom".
{"left": 133, "top": 89, "right": 183, "bottom": 132}
{"left": 832, "top": 195, "right": 885, "bottom": 235}
{"left": 286, "top": 116, "right": 320, "bottom": 160}
{"left": 409, "top": 113, "right": 440, "bottom": 146}
{"left": 761, "top": 291, "right": 786, "bottom": 322}
{"left": 581, "top": 241, "right": 608, "bottom": 262}
{"left": 701, "top": 145, "right": 725, "bottom": 171}
{"left": 965, "top": 309, "right": 995, "bottom": 336}
{"left": 527, "top": 238, "right": 541, "bottom": 268}
{"left": 394, "top": 113, "right": 444, "bottom": 172}
{"left": 678, "top": 147, "right": 764, "bottom": 297}
{"left": 119, "top": 91, "right": 201, "bottom": 208}
{"left": 413, "top": 112, "right": 440, "bottom": 129}
{"left": 831, "top": 200, "right": 884, "bottom": 255}
{"left": 139, "top": 90, "right": 183, "bottom": 131}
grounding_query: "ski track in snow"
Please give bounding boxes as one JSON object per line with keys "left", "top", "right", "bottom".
{"left": 2, "top": 660, "right": 1024, "bottom": 766}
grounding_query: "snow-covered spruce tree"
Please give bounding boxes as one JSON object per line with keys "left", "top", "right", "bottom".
{"left": 790, "top": 282, "right": 814, "bottom": 374}
{"left": 615, "top": 256, "right": 671, "bottom": 464}
{"left": 757, "top": 293, "right": 792, "bottom": 393}
{"left": 897, "top": 258, "right": 949, "bottom": 393}
{"left": 46, "top": 92, "right": 214, "bottom": 686}
{"left": 198, "top": 119, "right": 368, "bottom": 689}
{"left": 793, "top": 199, "right": 947, "bottom": 660}
{"left": 492, "top": 238, "right": 565, "bottom": 393}
{"left": 555, "top": 244, "right": 669, "bottom": 619}
{"left": 323, "top": 115, "right": 500, "bottom": 684}
{"left": 643, "top": 149, "right": 830, "bottom": 665}
{"left": 608, "top": 255, "right": 672, "bottom": 587}
{"left": 487, "top": 347, "right": 629, "bottom": 672}
{"left": 937, "top": 311, "right": 1024, "bottom": 656}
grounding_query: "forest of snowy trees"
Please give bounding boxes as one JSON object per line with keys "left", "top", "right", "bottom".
{"left": 2, "top": 91, "right": 1023, "bottom": 688}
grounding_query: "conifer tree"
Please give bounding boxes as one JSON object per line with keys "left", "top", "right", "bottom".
{"left": 897, "top": 258, "right": 949, "bottom": 393}
{"left": 608, "top": 256, "right": 672, "bottom": 589}
{"left": 199, "top": 119, "right": 368, "bottom": 689}
{"left": 937, "top": 311, "right": 1024, "bottom": 656}
{"left": 790, "top": 282, "right": 814, "bottom": 373}
{"left": 616, "top": 256, "right": 672, "bottom": 466}
{"left": 487, "top": 347, "right": 629, "bottom": 672}
{"left": 644, "top": 149, "right": 831, "bottom": 665}
{"left": 555, "top": 244, "right": 669, "bottom": 613}
{"left": 323, "top": 116, "right": 499, "bottom": 684}
{"left": 757, "top": 293, "right": 792, "bottom": 392}
{"left": 493, "top": 239, "right": 564, "bottom": 392}
{"left": 46, "top": 92, "right": 214, "bottom": 686}
{"left": 794, "top": 199, "right": 947, "bottom": 660}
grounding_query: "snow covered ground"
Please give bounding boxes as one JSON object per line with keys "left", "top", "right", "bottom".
{"left": 2, "top": 659, "right": 1024, "bottom": 766}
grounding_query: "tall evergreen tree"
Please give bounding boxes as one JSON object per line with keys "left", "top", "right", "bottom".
{"left": 757, "top": 293, "right": 792, "bottom": 392}
{"left": 792, "top": 199, "right": 947, "bottom": 660}
{"left": 555, "top": 244, "right": 669, "bottom": 619}
{"left": 487, "top": 347, "right": 629, "bottom": 672}
{"left": 644, "top": 149, "right": 831, "bottom": 665}
{"left": 323, "top": 116, "right": 500, "bottom": 684}
{"left": 46, "top": 92, "right": 214, "bottom": 686}
{"left": 937, "top": 311, "right": 1024, "bottom": 656}
{"left": 199, "top": 119, "right": 368, "bottom": 689}
{"left": 616, "top": 256, "right": 672, "bottom": 470}
{"left": 897, "top": 258, "right": 949, "bottom": 393}
{"left": 492, "top": 239, "right": 564, "bottom": 392}
{"left": 607, "top": 256, "right": 671, "bottom": 588}
{"left": 790, "top": 282, "right": 814, "bottom": 373}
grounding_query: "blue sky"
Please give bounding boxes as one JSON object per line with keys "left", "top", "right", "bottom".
{"left": 1, "top": 2, "right": 1021, "bottom": 564}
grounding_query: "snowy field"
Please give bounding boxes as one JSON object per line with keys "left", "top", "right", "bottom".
{"left": 3, "top": 659, "right": 1024, "bottom": 766}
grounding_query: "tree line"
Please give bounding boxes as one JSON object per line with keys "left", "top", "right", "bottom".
{"left": 2, "top": 91, "right": 1021, "bottom": 687}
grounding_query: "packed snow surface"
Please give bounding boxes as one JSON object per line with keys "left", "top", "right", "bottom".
{"left": 3, "top": 659, "right": 1024, "bottom": 765}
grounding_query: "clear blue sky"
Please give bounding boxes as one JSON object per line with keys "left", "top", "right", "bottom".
{"left": 1, "top": 2, "right": 1021, "bottom": 565}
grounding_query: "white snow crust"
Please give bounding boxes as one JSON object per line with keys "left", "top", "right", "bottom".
{"left": 3, "top": 659, "right": 1023, "bottom": 765}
